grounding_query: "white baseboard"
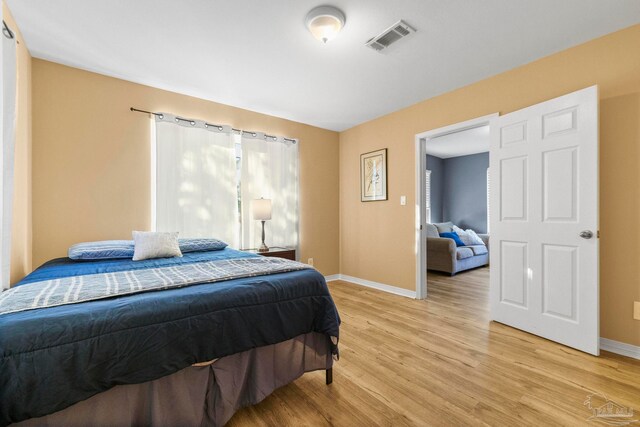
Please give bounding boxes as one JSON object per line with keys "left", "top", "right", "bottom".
{"left": 324, "top": 274, "right": 416, "bottom": 299}
{"left": 600, "top": 338, "right": 640, "bottom": 360}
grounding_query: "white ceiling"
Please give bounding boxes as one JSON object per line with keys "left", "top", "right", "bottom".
{"left": 426, "top": 125, "right": 489, "bottom": 159}
{"left": 6, "top": 1, "right": 640, "bottom": 131}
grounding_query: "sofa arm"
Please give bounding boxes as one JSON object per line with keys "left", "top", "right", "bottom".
{"left": 427, "top": 237, "right": 456, "bottom": 255}
{"left": 478, "top": 234, "right": 489, "bottom": 246}
{"left": 426, "top": 237, "right": 457, "bottom": 274}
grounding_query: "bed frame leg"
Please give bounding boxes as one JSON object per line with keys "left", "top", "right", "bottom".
{"left": 326, "top": 368, "right": 333, "bottom": 385}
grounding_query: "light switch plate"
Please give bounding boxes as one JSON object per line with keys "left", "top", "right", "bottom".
{"left": 400, "top": 196, "right": 406, "bottom": 205}
{"left": 634, "top": 301, "right": 640, "bottom": 320}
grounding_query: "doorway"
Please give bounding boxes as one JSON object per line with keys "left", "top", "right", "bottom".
{"left": 415, "top": 114, "right": 497, "bottom": 299}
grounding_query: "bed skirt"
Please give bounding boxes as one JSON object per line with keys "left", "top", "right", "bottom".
{"left": 11, "top": 332, "right": 333, "bottom": 427}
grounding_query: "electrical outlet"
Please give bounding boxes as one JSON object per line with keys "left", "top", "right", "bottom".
{"left": 400, "top": 196, "right": 406, "bottom": 206}
{"left": 634, "top": 301, "right": 640, "bottom": 320}
{"left": 307, "top": 258, "right": 314, "bottom": 266}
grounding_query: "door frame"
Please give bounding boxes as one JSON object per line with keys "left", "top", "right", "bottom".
{"left": 414, "top": 113, "right": 498, "bottom": 299}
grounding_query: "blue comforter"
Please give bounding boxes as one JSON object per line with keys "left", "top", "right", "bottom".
{"left": 0, "top": 249, "right": 340, "bottom": 425}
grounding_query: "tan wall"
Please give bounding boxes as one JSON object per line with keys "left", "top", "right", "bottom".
{"left": 31, "top": 60, "right": 340, "bottom": 276}
{"left": 340, "top": 24, "right": 640, "bottom": 346}
{"left": 3, "top": 2, "right": 32, "bottom": 285}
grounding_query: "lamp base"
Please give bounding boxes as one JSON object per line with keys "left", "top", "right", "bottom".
{"left": 258, "top": 220, "right": 269, "bottom": 252}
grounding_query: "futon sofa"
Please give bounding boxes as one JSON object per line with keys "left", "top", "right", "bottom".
{"left": 426, "top": 222, "right": 489, "bottom": 275}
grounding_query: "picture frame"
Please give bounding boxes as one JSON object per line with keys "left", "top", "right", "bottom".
{"left": 360, "top": 148, "right": 388, "bottom": 202}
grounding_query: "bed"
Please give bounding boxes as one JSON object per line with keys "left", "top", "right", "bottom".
{"left": 0, "top": 247, "right": 340, "bottom": 426}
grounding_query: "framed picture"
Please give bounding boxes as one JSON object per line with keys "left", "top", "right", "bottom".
{"left": 360, "top": 148, "right": 387, "bottom": 202}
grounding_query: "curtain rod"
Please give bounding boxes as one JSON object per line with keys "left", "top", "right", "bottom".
{"left": 2, "top": 21, "right": 15, "bottom": 39}
{"left": 130, "top": 107, "right": 297, "bottom": 144}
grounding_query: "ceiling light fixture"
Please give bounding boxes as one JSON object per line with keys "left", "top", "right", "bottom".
{"left": 305, "top": 5, "right": 345, "bottom": 44}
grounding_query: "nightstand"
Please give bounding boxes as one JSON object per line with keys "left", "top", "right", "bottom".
{"left": 242, "top": 247, "right": 296, "bottom": 261}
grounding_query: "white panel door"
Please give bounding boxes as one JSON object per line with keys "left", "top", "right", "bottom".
{"left": 489, "top": 86, "right": 599, "bottom": 355}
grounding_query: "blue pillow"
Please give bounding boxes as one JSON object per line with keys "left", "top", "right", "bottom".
{"left": 69, "top": 238, "right": 229, "bottom": 260}
{"left": 178, "top": 238, "right": 228, "bottom": 253}
{"left": 68, "top": 240, "right": 134, "bottom": 260}
{"left": 439, "top": 232, "right": 465, "bottom": 247}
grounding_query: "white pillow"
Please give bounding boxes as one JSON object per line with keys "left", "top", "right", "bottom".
{"left": 452, "top": 226, "right": 474, "bottom": 246}
{"left": 132, "top": 231, "right": 183, "bottom": 261}
{"left": 452, "top": 226, "right": 486, "bottom": 246}
{"left": 465, "top": 229, "right": 485, "bottom": 246}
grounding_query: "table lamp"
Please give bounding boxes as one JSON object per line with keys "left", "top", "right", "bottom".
{"left": 252, "top": 198, "right": 272, "bottom": 252}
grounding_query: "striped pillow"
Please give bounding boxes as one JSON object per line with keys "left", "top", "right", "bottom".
{"left": 178, "top": 238, "right": 228, "bottom": 253}
{"left": 68, "top": 238, "right": 229, "bottom": 260}
{"left": 68, "top": 240, "right": 134, "bottom": 260}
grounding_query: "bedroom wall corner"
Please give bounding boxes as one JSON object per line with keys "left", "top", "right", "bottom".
{"left": 338, "top": 24, "right": 640, "bottom": 347}
{"left": 30, "top": 60, "right": 340, "bottom": 276}
{"left": 3, "top": 1, "right": 33, "bottom": 285}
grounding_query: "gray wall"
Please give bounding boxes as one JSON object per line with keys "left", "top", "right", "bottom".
{"left": 443, "top": 152, "right": 489, "bottom": 233}
{"left": 425, "top": 155, "right": 444, "bottom": 223}
{"left": 427, "top": 152, "right": 489, "bottom": 233}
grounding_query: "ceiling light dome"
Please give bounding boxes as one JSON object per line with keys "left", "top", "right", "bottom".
{"left": 305, "top": 6, "right": 345, "bottom": 44}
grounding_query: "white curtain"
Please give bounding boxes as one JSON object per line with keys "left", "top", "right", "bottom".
{"left": 1, "top": 25, "right": 17, "bottom": 290}
{"left": 240, "top": 133, "right": 299, "bottom": 251}
{"left": 154, "top": 114, "right": 239, "bottom": 247}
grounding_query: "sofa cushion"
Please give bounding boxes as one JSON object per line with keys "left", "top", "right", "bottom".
{"left": 468, "top": 245, "right": 488, "bottom": 256}
{"left": 456, "top": 247, "right": 474, "bottom": 260}
{"left": 434, "top": 221, "right": 454, "bottom": 233}
{"left": 440, "top": 232, "right": 465, "bottom": 247}
{"left": 425, "top": 223, "right": 439, "bottom": 238}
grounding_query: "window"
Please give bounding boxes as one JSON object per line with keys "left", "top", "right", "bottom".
{"left": 486, "top": 167, "right": 490, "bottom": 233}
{"left": 153, "top": 114, "right": 299, "bottom": 250}
{"left": 239, "top": 133, "right": 299, "bottom": 250}
{"left": 425, "top": 170, "right": 432, "bottom": 223}
{"left": 154, "top": 116, "right": 239, "bottom": 246}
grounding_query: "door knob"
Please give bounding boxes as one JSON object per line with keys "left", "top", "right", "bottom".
{"left": 579, "top": 230, "right": 593, "bottom": 239}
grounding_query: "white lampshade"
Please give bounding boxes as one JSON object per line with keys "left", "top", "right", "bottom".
{"left": 252, "top": 198, "right": 272, "bottom": 221}
{"left": 305, "top": 6, "right": 345, "bottom": 44}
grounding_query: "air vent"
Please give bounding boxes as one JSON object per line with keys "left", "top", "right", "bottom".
{"left": 365, "top": 20, "right": 416, "bottom": 52}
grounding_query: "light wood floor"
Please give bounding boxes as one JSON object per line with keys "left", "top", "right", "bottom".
{"left": 228, "top": 268, "right": 640, "bottom": 426}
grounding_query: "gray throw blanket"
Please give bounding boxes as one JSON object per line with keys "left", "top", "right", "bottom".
{"left": 0, "top": 257, "right": 311, "bottom": 316}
